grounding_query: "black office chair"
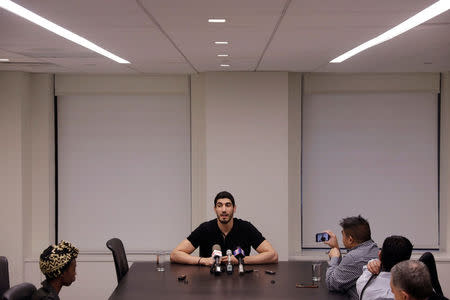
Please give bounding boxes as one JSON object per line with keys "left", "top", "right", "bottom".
{"left": 0, "top": 257, "right": 10, "bottom": 298}
{"left": 106, "top": 238, "right": 129, "bottom": 283}
{"left": 419, "top": 252, "right": 445, "bottom": 298}
{"left": 1, "top": 283, "right": 36, "bottom": 300}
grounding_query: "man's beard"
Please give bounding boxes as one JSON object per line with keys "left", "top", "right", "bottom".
{"left": 218, "top": 213, "right": 233, "bottom": 224}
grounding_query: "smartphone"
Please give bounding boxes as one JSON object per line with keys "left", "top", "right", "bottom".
{"left": 296, "top": 283, "right": 319, "bottom": 288}
{"left": 315, "top": 232, "right": 330, "bottom": 242}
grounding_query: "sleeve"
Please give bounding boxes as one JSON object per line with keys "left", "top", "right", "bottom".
{"left": 356, "top": 265, "right": 371, "bottom": 297}
{"left": 186, "top": 223, "right": 205, "bottom": 249}
{"left": 246, "top": 221, "right": 265, "bottom": 250}
{"left": 326, "top": 252, "right": 362, "bottom": 292}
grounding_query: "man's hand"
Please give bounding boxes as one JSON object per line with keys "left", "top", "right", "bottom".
{"left": 324, "top": 230, "right": 339, "bottom": 249}
{"left": 367, "top": 259, "right": 381, "bottom": 275}
{"left": 199, "top": 257, "right": 215, "bottom": 266}
{"left": 221, "top": 255, "right": 239, "bottom": 265}
{"left": 328, "top": 247, "right": 340, "bottom": 258}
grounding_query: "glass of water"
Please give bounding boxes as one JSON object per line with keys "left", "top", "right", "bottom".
{"left": 312, "top": 262, "right": 321, "bottom": 285}
{"left": 156, "top": 251, "right": 166, "bottom": 272}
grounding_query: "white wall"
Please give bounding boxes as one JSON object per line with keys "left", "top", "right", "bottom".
{"left": 194, "top": 72, "right": 290, "bottom": 259}
{"left": 1, "top": 71, "right": 450, "bottom": 300}
{"left": 0, "top": 71, "right": 30, "bottom": 285}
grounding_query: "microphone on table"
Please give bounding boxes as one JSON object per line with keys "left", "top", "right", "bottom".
{"left": 233, "top": 247, "right": 245, "bottom": 275}
{"left": 226, "top": 249, "right": 233, "bottom": 274}
{"left": 211, "top": 244, "right": 222, "bottom": 275}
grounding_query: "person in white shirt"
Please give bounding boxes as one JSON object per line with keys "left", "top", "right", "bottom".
{"left": 356, "top": 235, "right": 413, "bottom": 300}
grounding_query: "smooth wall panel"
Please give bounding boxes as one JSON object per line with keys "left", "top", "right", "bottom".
{"left": 204, "top": 72, "right": 289, "bottom": 259}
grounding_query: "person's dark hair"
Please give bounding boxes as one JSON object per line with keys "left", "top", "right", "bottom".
{"left": 214, "top": 191, "right": 235, "bottom": 207}
{"left": 339, "top": 215, "right": 371, "bottom": 243}
{"left": 379, "top": 235, "right": 413, "bottom": 272}
{"left": 391, "top": 260, "right": 433, "bottom": 300}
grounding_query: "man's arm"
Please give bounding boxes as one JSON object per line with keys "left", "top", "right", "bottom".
{"left": 356, "top": 265, "right": 372, "bottom": 297}
{"left": 242, "top": 240, "right": 278, "bottom": 264}
{"left": 170, "top": 239, "right": 214, "bottom": 266}
{"left": 326, "top": 252, "right": 361, "bottom": 292}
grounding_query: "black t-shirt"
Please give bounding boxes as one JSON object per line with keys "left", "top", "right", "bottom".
{"left": 187, "top": 218, "right": 265, "bottom": 258}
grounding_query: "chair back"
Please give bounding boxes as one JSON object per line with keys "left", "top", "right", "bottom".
{"left": 419, "top": 252, "right": 444, "bottom": 297}
{"left": 2, "top": 283, "right": 36, "bottom": 300}
{"left": 106, "top": 238, "right": 129, "bottom": 283}
{"left": 0, "top": 257, "right": 10, "bottom": 298}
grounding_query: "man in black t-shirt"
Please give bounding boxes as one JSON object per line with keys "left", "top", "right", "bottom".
{"left": 170, "top": 191, "right": 278, "bottom": 266}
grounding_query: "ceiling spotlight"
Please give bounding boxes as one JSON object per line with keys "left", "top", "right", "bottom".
{"left": 0, "top": 58, "right": 10, "bottom": 62}
{"left": 220, "top": 64, "right": 230, "bottom": 67}
{"left": 208, "top": 18, "right": 226, "bottom": 23}
{"left": 214, "top": 41, "right": 229, "bottom": 45}
{"left": 217, "top": 54, "right": 229, "bottom": 57}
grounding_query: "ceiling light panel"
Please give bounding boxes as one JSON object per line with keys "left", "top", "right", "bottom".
{"left": 330, "top": 0, "right": 450, "bottom": 63}
{"left": 208, "top": 18, "right": 226, "bottom": 23}
{"left": 0, "top": 0, "right": 130, "bottom": 64}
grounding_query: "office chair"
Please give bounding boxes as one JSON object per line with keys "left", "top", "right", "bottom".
{"left": 419, "top": 252, "right": 444, "bottom": 298}
{"left": 106, "top": 238, "right": 129, "bottom": 283}
{"left": 0, "top": 257, "right": 10, "bottom": 298}
{"left": 1, "top": 283, "right": 36, "bottom": 300}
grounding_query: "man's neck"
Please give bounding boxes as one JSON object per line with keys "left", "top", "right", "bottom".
{"left": 217, "top": 218, "right": 234, "bottom": 236}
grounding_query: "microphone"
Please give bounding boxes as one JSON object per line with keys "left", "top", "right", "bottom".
{"left": 212, "top": 244, "right": 222, "bottom": 275}
{"left": 226, "top": 249, "right": 233, "bottom": 274}
{"left": 233, "top": 247, "right": 245, "bottom": 275}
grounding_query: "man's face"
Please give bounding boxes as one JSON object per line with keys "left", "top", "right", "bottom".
{"left": 341, "top": 230, "right": 352, "bottom": 249}
{"left": 61, "top": 259, "right": 77, "bottom": 286}
{"left": 215, "top": 198, "right": 235, "bottom": 224}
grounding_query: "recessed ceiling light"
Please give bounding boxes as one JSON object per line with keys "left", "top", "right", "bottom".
{"left": 208, "top": 18, "right": 226, "bottom": 23}
{"left": 217, "top": 54, "right": 229, "bottom": 57}
{"left": 0, "top": 0, "right": 130, "bottom": 64}
{"left": 214, "top": 41, "right": 229, "bottom": 45}
{"left": 220, "top": 64, "right": 230, "bottom": 67}
{"left": 0, "top": 58, "right": 10, "bottom": 62}
{"left": 330, "top": 0, "right": 450, "bottom": 63}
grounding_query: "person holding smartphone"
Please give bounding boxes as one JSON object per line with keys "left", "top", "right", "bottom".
{"left": 323, "top": 215, "right": 379, "bottom": 300}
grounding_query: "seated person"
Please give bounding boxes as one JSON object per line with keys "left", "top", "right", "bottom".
{"left": 390, "top": 260, "right": 440, "bottom": 300}
{"left": 324, "top": 215, "right": 379, "bottom": 299}
{"left": 170, "top": 191, "right": 278, "bottom": 265}
{"left": 32, "top": 240, "right": 79, "bottom": 300}
{"left": 356, "top": 235, "right": 413, "bottom": 299}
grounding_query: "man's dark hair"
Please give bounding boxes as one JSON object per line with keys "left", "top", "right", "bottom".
{"left": 379, "top": 235, "right": 413, "bottom": 272}
{"left": 214, "top": 191, "right": 235, "bottom": 207}
{"left": 391, "top": 260, "right": 433, "bottom": 300}
{"left": 339, "top": 215, "right": 371, "bottom": 243}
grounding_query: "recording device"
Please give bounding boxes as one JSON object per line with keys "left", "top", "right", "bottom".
{"left": 315, "top": 232, "right": 330, "bottom": 242}
{"left": 233, "top": 247, "right": 245, "bottom": 275}
{"left": 296, "top": 283, "right": 318, "bottom": 288}
{"left": 226, "top": 249, "right": 233, "bottom": 274}
{"left": 211, "top": 244, "right": 222, "bottom": 275}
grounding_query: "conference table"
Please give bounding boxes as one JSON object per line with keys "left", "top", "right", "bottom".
{"left": 109, "top": 261, "right": 348, "bottom": 299}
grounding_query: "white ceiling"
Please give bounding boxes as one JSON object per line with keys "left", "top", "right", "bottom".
{"left": 0, "top": 0, "right": 449, "bottom": 74}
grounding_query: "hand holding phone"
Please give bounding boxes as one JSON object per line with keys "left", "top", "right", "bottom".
{"left": 315, "top": 232, "right": 330, "bottom": 242}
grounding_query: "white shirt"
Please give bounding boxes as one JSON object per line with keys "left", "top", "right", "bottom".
{"left": 356, "top": 265, "right": 394, "bottom": 300}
